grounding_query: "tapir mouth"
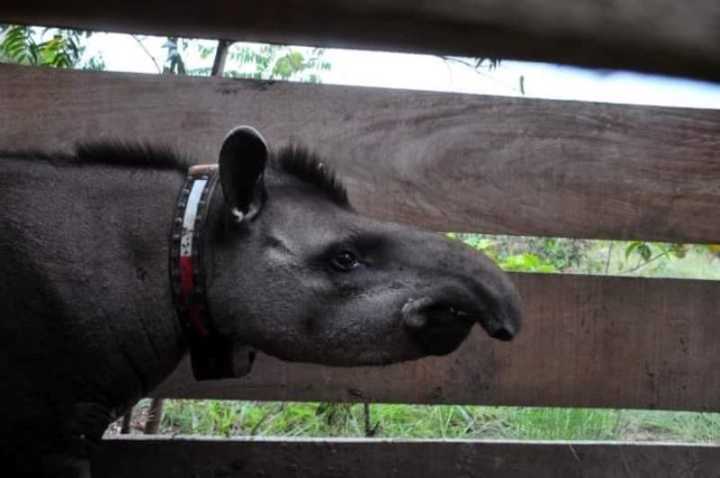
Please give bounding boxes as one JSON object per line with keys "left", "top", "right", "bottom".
{"left": 436, "top": 303, "right": 517, "bottom": 342}
{"left": 401, "top": 296, "right": 518, "bottom": 349}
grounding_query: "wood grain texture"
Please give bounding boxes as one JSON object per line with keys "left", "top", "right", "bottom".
{"left": 92, "top": 436, "right": 720, "bottom": 478}
{"left": 2, "top": 1, "right": 720, "bottom": 81}
{"left": 154, "top": 273, "right": 720, "bottom": 412}
{"left": 2, "top": 65, "right": 720, "bottom": 243}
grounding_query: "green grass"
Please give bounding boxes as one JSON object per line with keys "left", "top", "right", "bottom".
{"left": 152, "top": 400, "right": 720, "bottom": 443}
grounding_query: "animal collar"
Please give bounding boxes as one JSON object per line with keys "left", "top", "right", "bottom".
{"left": 170, "top": 164, "right": 255, "bottom": 381}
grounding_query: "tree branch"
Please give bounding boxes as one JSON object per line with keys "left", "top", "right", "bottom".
{"left": 211, "top": 39, "right": 232, "bottom": 77}
{"left": 143, "top": 398, "right": 164, "bottom": 434}
{"left": 622, "top": 250, "right": 672, "bottom": 274}
{"left": 604, "top": 242, "right": 615, "bottom": 274}
{"left": 131, "top": 35, "right": 162, "bottom": 74}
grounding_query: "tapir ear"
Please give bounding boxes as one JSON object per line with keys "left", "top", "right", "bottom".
{"left": 219, "top": 126, "right": 268, "bottom": 224}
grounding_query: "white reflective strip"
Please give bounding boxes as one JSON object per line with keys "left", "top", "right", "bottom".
{"left": 180, "top": 179, "right": 208, "bottom": 257}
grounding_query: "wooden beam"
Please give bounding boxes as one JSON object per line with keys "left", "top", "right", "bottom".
{"left": 154, "top": 273, "right": 720, "bottom": 412}
{"left": 2, "top": 65, "right": 719, "bottom": 243}
{"left": 2, "top": 1, "right": 720, "bottom": 82}
{"left": 93, "top": 436, "right": 720, "bottom": 478}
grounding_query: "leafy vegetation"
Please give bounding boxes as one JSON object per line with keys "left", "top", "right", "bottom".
{"left": 0, "top": 24, "right": 103, "bottom": 69}
{"left": 449, "top": 233, "right": 720, "bottom": 279}
{"left": 1, "top": 24, "right": 329, "bottom": 82}
{"left": 196, "top": 42, "right": 331, "bottom": 82}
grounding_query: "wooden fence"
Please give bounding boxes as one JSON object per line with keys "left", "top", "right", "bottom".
{"left": 3, "top": 1, "right": 720, "bottom": 81}
{"left": 1, "top": 2, "right": 720, "bottom": 476}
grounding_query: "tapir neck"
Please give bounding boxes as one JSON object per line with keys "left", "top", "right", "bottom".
{"left": 0, "top": 158, "right": 193, "bottom": 417}
{"left": 72, "top": 165, "right": 191, "bottom": 403}
{"left": 123, "top": 168, "right": 192, "bottom": 393}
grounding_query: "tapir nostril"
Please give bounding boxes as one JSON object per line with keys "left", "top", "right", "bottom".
{"left": 490, "top": 326, "right": 515, "bottom": 342}
{"left": 401, "top": 297, "right": 433, "bottom": 330}
{"left": 402, "top": 299, "right": 477, "bottom": 356}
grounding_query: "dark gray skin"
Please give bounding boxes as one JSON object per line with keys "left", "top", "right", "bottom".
{"left": 0, "top": 127, "right": 521, "bottom": 477}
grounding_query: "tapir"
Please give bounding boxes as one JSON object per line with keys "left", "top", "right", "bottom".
{"left": 0, "top": 127, "right": 522, "bottom": 477}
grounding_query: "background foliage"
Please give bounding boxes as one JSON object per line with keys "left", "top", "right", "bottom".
{"left": 0, "top": 24, "right": 103, "bottom": 69}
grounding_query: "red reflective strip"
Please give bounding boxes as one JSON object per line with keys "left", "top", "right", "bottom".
{"left": 179, "top": 256, "right": 208, "bottom": 337}
{"left": 179, "top": 256, "right": 194, "bottom": 297}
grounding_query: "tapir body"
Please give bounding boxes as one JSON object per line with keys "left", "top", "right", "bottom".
{"left": 0, "top": 128, "right": 521, "bottom": 477}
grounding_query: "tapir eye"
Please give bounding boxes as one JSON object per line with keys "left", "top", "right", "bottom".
{"left": 331, "top": 250, "right": 360, "bottom": 272}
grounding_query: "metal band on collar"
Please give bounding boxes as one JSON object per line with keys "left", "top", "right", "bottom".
{"left": 170, "top": 164, "right": 254, "bottom": 380}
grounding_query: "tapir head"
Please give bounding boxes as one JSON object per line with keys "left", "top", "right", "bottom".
{"left": 206, "top": 127, "right": 522, "bottom": 366}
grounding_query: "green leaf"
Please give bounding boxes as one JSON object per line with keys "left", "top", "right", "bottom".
{"left": 638, "top": 244, "right": 652, "bottom": 262}
{"left": 670, "top": 244, "right": 688, "bottom": 258}
{"left": 500, "top": 253, "right": 557, "bottom": 273}
{"left": 625, "top": 241, "right": 641, "bottom": 259}
{"left": 1, "top": 25, "right": 89, "bottom": 68}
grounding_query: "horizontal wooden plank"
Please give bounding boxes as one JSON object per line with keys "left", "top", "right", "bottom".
{"left": 2, "top": 1, "right": 720, "bottom": 82}
{"left": 154, "top": 273, "right": 720, "bottom": 412}
{"left": 2, "top": 65, "right": 720, "bottom": 242}
{"left": 93, "top": 436, "right": 720, "bottom": 478}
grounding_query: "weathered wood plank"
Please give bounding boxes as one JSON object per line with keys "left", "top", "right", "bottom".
{"left": 2, "top": 65, "right": 719, "bottom": 243}
{"left": 93, "top": 436, "right": 720, "bottom": 478}
{"left": 154, "top": 273, "right": 720, "bottom": 412}
{"left": 2, "top": 1, "right": 720, "bottom": 82}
